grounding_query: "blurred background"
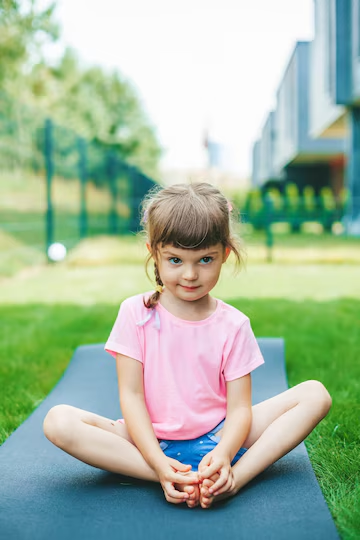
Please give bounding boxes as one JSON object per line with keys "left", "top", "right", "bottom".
{"left": 0, "top": 2, "right": 359, "bottom": 538}
{"left": 0, "top": 0, "right": 360, "bottom": 273}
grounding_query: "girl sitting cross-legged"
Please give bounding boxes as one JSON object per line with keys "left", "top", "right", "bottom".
{"left": 43, "top": 181, "right": 332, "bottom": 509}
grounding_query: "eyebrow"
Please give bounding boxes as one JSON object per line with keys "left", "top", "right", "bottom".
{"left": 162, "top": 250, "right": 219, "bottom": 256}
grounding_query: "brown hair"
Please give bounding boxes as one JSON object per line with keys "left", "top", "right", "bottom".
{"left": 138, "top": 181, "right": 245, "bottom": 309}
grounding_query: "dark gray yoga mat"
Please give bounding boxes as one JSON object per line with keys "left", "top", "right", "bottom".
{"left": 0, "top": 339, "right": 338, "bottom": 540}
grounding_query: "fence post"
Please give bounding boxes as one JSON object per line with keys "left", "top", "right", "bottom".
{"left": 264, "top": 193, "right": 273, "bottom": 263}
{"left": 129, "top": 167, "right": 140, "bottom": 233}
{"left": 107, "top": 152, "right": 118, "bottom": 234}
{"left": 78, "top": 137, "right": 88, "bottom": 238}
{"left": 44, "top": 118, "right": 54, "bottom": 259}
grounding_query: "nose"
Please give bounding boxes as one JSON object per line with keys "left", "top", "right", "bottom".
{"left": 182, "top": 264, "right": 198, "bottom": 281}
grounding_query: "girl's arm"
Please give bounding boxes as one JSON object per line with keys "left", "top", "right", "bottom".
{"left": 198, "top": 374, "right": 252, "bottom": 488}
{"left": 116, "top": 353, "right": 198, "bottom": 501}
{"left": 216, "top": 374, "right": 252, "bottom": 461}
{"left": 116, "top": 352, "right": 165, "bottom": 469}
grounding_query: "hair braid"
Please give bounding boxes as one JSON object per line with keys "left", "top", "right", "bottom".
{"left": 143, "top": 261, "right": 164, "bottom": 308}
{"left": 154, "top": 262, "right": 164, "bottom": 288}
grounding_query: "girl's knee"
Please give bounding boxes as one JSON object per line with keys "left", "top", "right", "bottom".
{"left": 302, "top": 380, "right": 332, "bottom": 415}
{"left": 43, "top": 404, "right": 77, "bottom": 446}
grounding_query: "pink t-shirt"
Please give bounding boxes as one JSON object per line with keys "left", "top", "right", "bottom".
{"left": 105, "top": 291, "right": 264, "bottom": 440}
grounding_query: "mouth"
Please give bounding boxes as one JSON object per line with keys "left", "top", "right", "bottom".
{"left": 181, "top": 285, "right": 200, "bottom": 290}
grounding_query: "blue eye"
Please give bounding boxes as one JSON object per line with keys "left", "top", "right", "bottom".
{"left": 168, "top": 257, "right": 213, "bottom": 265}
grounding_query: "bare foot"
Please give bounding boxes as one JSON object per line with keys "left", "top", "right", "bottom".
{"left": 174, "top": 471, "right": 200, "bottom": 508}
{"left": 200, "top": 472, "right": 237, "bottom": 509}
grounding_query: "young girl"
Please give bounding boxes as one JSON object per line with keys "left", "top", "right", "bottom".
{"left": 43, "top": 182, "right": 332, "bottom": 510}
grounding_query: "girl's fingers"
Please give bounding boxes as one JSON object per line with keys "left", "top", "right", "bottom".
{"left": 209, "top": 478, "right": 226, "bottom": 494}
{"left": 210, "top": 472, "right": 232, "bottom": 495}
{"left": 164, "top": 482, "right": 190, "bottom": 500}
{"left": 172, "top": 472, "right": 199, "bottom": 485}
{"left": 169, "top": 459, "right": 192, "bottom": 472}
{"left": 166, "top": 494, "right": 187, "bottom": 504}
{"left": 198, "top": 456, "right": 211, "bottom": 469}
{"left": 198, "top": 463, "right": 219, "bottom": 479}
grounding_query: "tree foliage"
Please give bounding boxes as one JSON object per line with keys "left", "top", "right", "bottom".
{"left": 30, "top": 49, "right": 161, "bottom": 177}
{"left": 0, "top": 0, "right": 58, "bottom": 88}
{"left": 0, "top": 1, "right": 161, "bottom": 178}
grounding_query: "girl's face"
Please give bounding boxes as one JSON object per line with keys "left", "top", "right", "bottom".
{"left": 147, "top": 242, "right": 230, "bottom": 302}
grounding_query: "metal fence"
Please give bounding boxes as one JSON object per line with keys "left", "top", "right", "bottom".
{"left": 0, "top": 91, "right": 158, "bottom": 269}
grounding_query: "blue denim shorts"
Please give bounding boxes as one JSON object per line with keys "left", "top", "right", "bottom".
{"left": 158, "top": 418, "right": 248, "bottom": 471}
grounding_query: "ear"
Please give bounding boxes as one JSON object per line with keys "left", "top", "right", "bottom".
{"left": 224, "top": 247, "right": 231, "bottom": 262}
{"left": 146, "top": 242, "right": 151, "bottom": 253}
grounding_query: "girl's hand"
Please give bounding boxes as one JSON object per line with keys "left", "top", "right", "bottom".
{"left": 153, "top": 457, "right": 199, "bottom": 504}
{"left": 198, "top": 450, "right": 235, "bottom": 496}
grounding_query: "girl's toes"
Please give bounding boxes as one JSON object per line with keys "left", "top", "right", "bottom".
{"left": 186, "top": 485, "right": 200, "bottom": 508}
{"left": 200, "top": 496, "right": 212, "bottom": 509}
{"left": 200, "top": 483, "right": 214, "bottom": 509}
{"left": 201, "top": 485, "right": 212, "bottom": 498}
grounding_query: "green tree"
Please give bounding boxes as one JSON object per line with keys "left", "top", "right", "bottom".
{"left": 1, "top": 3, "right": 161, "bottom": 178}
{"left": 27, "top": 48, "right": 162, "bottom": 178}
{"left": 0, "top": 0, "right": 59, "bottom": 92}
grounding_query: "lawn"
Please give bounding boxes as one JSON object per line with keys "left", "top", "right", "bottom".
{"left": 0, "top": 234, "right": 359, "bottom": 539}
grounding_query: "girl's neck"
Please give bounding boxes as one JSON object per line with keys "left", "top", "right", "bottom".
{"left": 159, "top": 290, "right": 217, "bottom": 321}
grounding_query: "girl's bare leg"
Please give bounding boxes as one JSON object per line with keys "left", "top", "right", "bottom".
{"left": 201, "top": 380, "right": 332, "bottom": 508}
{"left": 43, "top": 404, "right": 159, "bottom": 481}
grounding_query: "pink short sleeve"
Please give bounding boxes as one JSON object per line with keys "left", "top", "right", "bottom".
{"left": 223, "top": 318, "right": 264, "bottom": 381}
{"left": 104, "top": 299, "right": 143, "bottom": 363}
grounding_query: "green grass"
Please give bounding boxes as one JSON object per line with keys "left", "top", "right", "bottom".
{"left": 0, "top": 303, "right": 114, "bottom": 442}
{"left": 0, "top": 208, "right": 126, "bottom": 248}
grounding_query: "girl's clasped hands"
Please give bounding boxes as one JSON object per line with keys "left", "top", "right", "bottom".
{"left": 154, "top": 449, "right": 235, "bottom": 509}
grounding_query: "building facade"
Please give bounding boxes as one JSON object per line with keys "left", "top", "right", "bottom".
{"left": 252, "top": 111, "right": 276, "bottom": 187}
{"left": 310, "top": 0, "right": 360, "bottom": 230}
{"left": 252, "top": 41, "right": 345, "bottom": 195}
{"left": 252, "top": 0, "right": 360, "bottom": 231}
